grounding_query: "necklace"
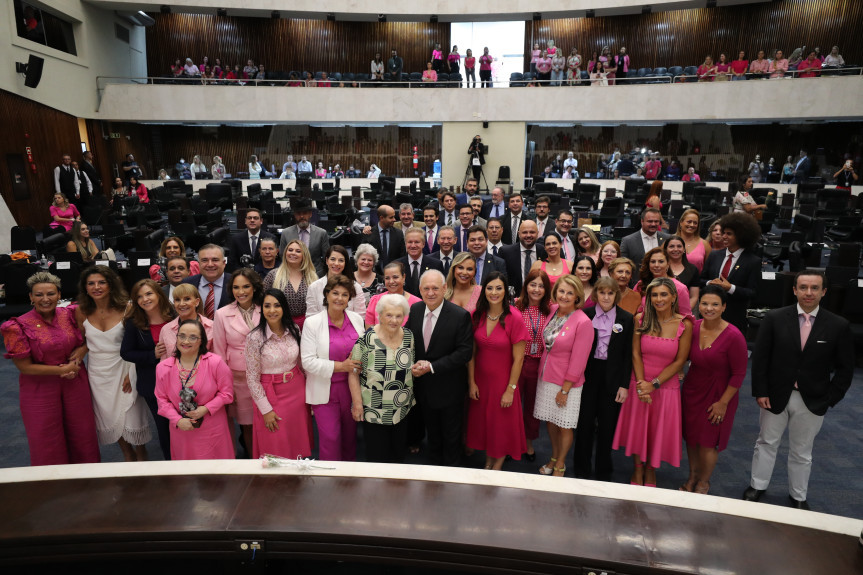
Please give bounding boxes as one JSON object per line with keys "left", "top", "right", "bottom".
{"left": 488, "top": 312, "right": 502, "bottom": 321}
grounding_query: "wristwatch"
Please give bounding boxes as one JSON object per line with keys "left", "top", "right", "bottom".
{"left": 509, "top": 384, "right": 517, "bottom": 390}
{"left": 560, "top": 389, "right": 569, "bottom": 395}
{"left": 651, "top": 378, "right": 661, "bottom": 389}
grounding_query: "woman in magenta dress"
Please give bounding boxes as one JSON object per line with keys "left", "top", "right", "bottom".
{"left": 155, "top": 319, "right": 234, "bottom": 460}
{"left": 680, "top": 285, "right": 747, "bottom": 494}
{"left": 244, "top": 289, "right": 311, "bottom": 459}
{"left": 676, "top": 209, "right": 711, "bottom": 274}
{"left": 2, "top": 272, "right": 99, "bottom": 466}
{"left": 467, "top": 272, "right": 529, "bottom": 470}
{"left": 634, "top": 247, "right": 692, "bottom": 316}
{"left": 445, "top": 252, "right": 482, "bottom": 313}
{"left": 531, "top": 233, "right": 571, "bottom": 290}
{"left": 613, "top": 277, "right": 693, "bottom": 487}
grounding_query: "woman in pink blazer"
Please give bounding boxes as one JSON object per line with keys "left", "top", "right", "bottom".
{"left": 213, "top": 268, "right": 262, "bottom": 458}
{"left": 155, "top": 319, "right": 234, "bottom": 460}
{"left": 534, "top": 275, "right": 595, "bottom": 477}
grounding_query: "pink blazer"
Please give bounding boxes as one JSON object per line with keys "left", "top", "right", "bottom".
{"left": 158, "top": 315, "right": 214, "bottom": 359}
{"left": 155, "top": 353, "right": 234, "bottom": 427}
{"left": 538, "top": 304, "right": 595, "bottom": 388}
{"left": 213, "top": 302, "right": 261, "bottom": 372}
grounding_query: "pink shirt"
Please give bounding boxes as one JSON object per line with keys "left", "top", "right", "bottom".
{"left": 536, "top": 57, "right": 552, "bottom": 74}
{"left": 49, "top": 204, "right": 80, "bottom": 231}
{"left": 464, "top": 56, "right": 476, "bottom": 69}
{"left": 244, "top": 324, "right": 301, "bottom": 414}
{"left": 432, "top": 49, "right": 443, "bottom": 61}
{"left": 422, "top": 69, "right": 438, "bottom": 82}
{"left": 479, "top": 55, "right": 493, "bottom": 71}
{"left": 770, "top": 59, "right": 788, "bottom": 78}
{"left": 749, "top": 58, "right": 770, "bottom": 74}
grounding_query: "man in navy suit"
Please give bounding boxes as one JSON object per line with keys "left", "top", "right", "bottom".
{"left": 427, "top": 226, "right": 459, "bottom": 276}
{"left": 743, "top": 270, "right": 854, "bottom": 510}
{"left": 396, "top": 227, "right": 444, "bottom": 297}
{"left": 466, "top": 225, "right": 507, "bottom": 285}
{"left": 181, "top": 244, "right": 232, "bottom": 319}
{"left": 501, "top": 191, "right": 534, "bottom": 245}
{"left": 453, "top": 204, "right": 475, "bottom": 253}
{"left": 791, "top": 148, "right": 812, "bottom": 183}
{"left": 421, "top": 205, "right": 441, "bottom": 255}
{"left": 362, "top": 204, "right": 406, "bottom": 272}
{"left": 480, "top": 186, "right": 508, "bottom": 220}
{"left": 437, "top": 190, "right": 458, "bottom": 228}
{"left": 499, "top": 220, "right": 545, "bottom": 296}
{"left": 227, "top": 208, "right": 275, "bottom": 271}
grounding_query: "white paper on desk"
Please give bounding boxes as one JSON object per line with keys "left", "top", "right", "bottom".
{"left": 762, "top": 272, "right": 776, "bottom": 280}
{"left": 858, "top": 279, "right": 863, "bottom": 288}
{"left": 95, "top": 260, "right": 109, "bottom": 267}
{"left": 137, "top": 259, "right": 150, "bottom": 267}
{"left": 56, "top": 261, "right": 71, "bottom": 270}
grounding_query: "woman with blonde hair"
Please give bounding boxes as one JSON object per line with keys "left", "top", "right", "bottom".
{"left": 48, "top": 192, "right": 79, "bottom": 234}
{"left": 190, "top": 155, "right": 207, "bottom": 179}
{"left": 211, "top": 156, "right": 226, "bottom": 179}
{"left": 675, "top": 209, "right": 712, "bottom": 273}
{"left": 445, "top": 252, "right": 482, "bottom": 313}
{"left": 263, "top": 239, "right": 318, "bottom": 329}
{"left": 575, "top": 227, "right": 601, "bottom": 263}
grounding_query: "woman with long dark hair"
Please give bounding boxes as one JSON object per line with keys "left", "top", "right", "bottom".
{"left": 66, "top": 221, "right": 100, "bottom": 263}
{"left": 305, "top": 245, "right": 366, "bottom": 318}
{"left": 634, "top": 247, "right": 692, "bottom": 316}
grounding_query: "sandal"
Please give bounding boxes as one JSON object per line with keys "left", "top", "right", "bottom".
{"left": 679, "top": 476, "right": 697, "bottom": 492}
{"left": 694, "top": 481, "right": 710, "bottom": 495}
{"left": 630, "top": 462, "right": 644, "bottom": 486}
{"left": 553, "top": 465, "right": 566, "bottom": 477}
{"left": 539, "top": 457, "right": 557, "bottom": 475}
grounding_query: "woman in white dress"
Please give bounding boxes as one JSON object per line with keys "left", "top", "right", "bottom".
{"left": 76, "top": 266, "right": 151, "bottom": 461}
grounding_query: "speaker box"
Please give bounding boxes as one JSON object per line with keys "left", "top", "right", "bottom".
{"left": 22, "top": 55, "right": 44, "bottom": 88}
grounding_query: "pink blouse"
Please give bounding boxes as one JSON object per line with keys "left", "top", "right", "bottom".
{"left": 465, "top": 57, "right": 476, "bottom": 69}
{"left": 365, "top": 292, "right": 421, "bottom": 326}
{"left": 49, "top": 205, "right": 80, "bottom": 232}
{"left": 244, "top": 325, "right": 301, "bottom": 414}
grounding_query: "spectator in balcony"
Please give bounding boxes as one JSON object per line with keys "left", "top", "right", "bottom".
{"left": 317, "top": 71, "right": 331, "bottom": 87}
{"left": 586, "top": 51, "right": 599, "bottom": 74}
{"left": 447, "top": 45, "right": 461, "bottom": 75}
{"left": 253, "top": 64, "right": 267, "bottom": 82}
{"left": 211, "top": 156, "right": 226, "bottom": 179}
{"left": 590, "top": 61, "right": 608, "bottom": 87}
{"left": 781, "top": 155, "right": 795, "bottom": 183}
{"left": 183, "top": 58, "right": 200, "bottom": 77}
{"left": 189, "top": 155, "right": 207, "bottom": 179}
{"left": 614, "top": 47, "right": 630, "bottom": 82}
{"left": 749, "top": 50, "right": 770, "bottom": 79}
{"left": 645, "top": 153, "right": 662, "bottom": 180}
{"left": 199, "top": 56, "right": 209, "bottom": 71}
{"left": 682, "top": 167, "right": 701, "bottom": 182}
{"left": 285, "top": 72, "right": 302, "bottom": 87}
{"left": 463, "top": 48, "right": 476, "bottom": 88}
{"left": 431, "top": 43, "right": 444, "bottom": 73}
{"left": 697, "top": 56, "right": 717, "bottom": 82}
{"left": 175, "top": 158, "right": 191, "bottom": 179}
{"left": 295, "top": 156, "right": 311, "bottom": 173}
{"left": 714, "top": 53, "right": 730, "bottom": 81}
{"left": 368, "top": 163, "right": 382, "bottom": 179}
{"left": 158, "top": 169, "right": 170, "bottom": 181}
{"left": 566, "top": 48, "right": 582, "bottom": 86}
{"left": 371, "top": 53, "right": 384, "bottom": 81}
{"left": 822, "top": 46, "right": 845, "bottom": 69}
{"left": 596, "top": 154, "right": 608, "bottom": 178}
{"left": 171, "top": 59, "right": 183, "bottom": 78}
{"left": 346, "top": 165, "right": 361, "bottom": 178}
{"left": 278, "top": 165, "right": 296, "bottom": 180}
{"left": 602, "top": 46, "right": 618, "bottom": 85}
{"left": 787, "top": 48, "right": 803, "bottom": 71}
{"left": 532, "top": 49, "right": 550, "bottom": 85}
{"left": 200, "top": 66, "right": 215, "bottom": 85}
{"left": 212, "top": 58, "right": 223, "bottom": 78}
{"left": 331, "top": 164, "right": 344, "bottom": 179}
{"left": 529, "top": 42, "right": 541, "bottom": 75}
{"left": 769, "top": 50, "right": 789, "bottom": 79}
{"left": 311, "top": 162, "right": 324, "bottom": 178}
{"left": 551, "top": 49, "right": 566, "bottom": 86}
{"left": 562, "top": 165, "right": 576, "bottom": 179}
{"left": 798, "top": 51, "right": 822, "bottom": 78}
{"left": 249, "top": 155, "right": 263, "bottom": 180}
{"left": 128, "top": 176, "right": 149, "bottom": 204}
{"left": 479, "top": 47, "right": 494, "bottom": 88}
{"left": 422, "top": 62, "right": 438, "bottom": 83}
{"left": 747, "top": 155, "right": 765, "bottom": 183}
{"left": 387, "top": 49, "right": 403, "bottom": 81}
{"left": 563, "top": 151, "right": 578, "bottom": 173}
{"left": 666, "top": 160, "right": 681, "bottom": 181}
{"left": 243, "top": 59, "right": 258, "bottom": 79}
{"left": 730, "top": 51, "right": 749, "bottom": 81}
{"left": 282, "top": 155, "right": 297, "bottom": 174}
{"left": 833, "top": 160, "right": 858, "bottom": 191}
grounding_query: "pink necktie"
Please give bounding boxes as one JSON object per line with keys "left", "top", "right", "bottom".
{"left": 423, "top": 311, "right": 434, "bottom": 352}
{"left": 427, "top": 229, "right": 434, "bottom": 252}
{"left": 800, "top": 313, "right": 812, "bottom": 348}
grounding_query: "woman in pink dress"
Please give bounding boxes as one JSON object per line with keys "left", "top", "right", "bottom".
{"left": 676, "top": 209, "right": 711, "bottom": 274}
{"left": 155, "top": 319, "right": 235, "bottom": 460}
{"left": 467, "top": 272, "right": 529, "bottom": 469}
{"left": 48, "top": 192, "right": 80, "bottom": 233}
{"left": 514, "top": 268, "right": 553, "bottom": 462}
{"left": 366, "top": 261, "right": 421, "bottom": 327}
{"left": 531, "top": 233, "right": 571, "bottom": 290}
{"left": 244, "top": 289, "right": 310, "bottom": 459}
{"left": 680, "top": 286, "right": 747, "bottom": 494}
{"left": 2, "top": 272, "right": 99, "bottom": 466}
{"left": 613, "top": 277, "right": 693, "bottom": 487}
{"left": 634, "top": 247, "right": 693, "bottom": 316}
{"left": 213, "top": 268, "right": 262, "bottom": 458}
{"left": 445, "top": 252, "right": 482, "bottom": 313}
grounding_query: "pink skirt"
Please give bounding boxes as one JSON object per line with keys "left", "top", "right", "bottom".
{"left": 252, "top": 370, "right": 312, "bottom": 459}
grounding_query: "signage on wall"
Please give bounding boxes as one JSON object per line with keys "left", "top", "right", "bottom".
{"left": 110, "top": 132, "right": 121, "bottom": 139}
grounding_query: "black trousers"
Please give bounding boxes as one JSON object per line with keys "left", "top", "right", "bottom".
{"left": 363, "top": 420, "right": 408, "bottom": 463}
{"left": 139, "top": 389, "right": 171, "bottom": 460}
{"left": 573, "top": 360, "right": 622, "bottom": 479}
{"left": 422, "top": 399, "right": 465, "bottom": 466}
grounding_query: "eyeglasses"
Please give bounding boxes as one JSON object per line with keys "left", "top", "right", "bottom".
{"left": 177, "top": 334, "right": 201, "bottom": 342}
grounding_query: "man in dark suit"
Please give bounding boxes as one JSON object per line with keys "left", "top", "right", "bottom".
{"left": 466, "top": 224, "right": 507, "bottom": 284}
{"left": 479, "top": 186, "right": 507, "bottom": 220}
{"left": 427, "top": 226, "right": 458, "bottom": 276}
{"left": 452, "top": 204, "right": 475, "bottom": 253}
{"left": 501, "top": 191, "right": 534, "bottom": 245}
{"left": 81, "top": 151, "right": 102, "bottom": 200}
{"left": 280, "top": 199, "right": 330, "bottom": 277}
{"left": 620, "top": 208, "right": 670, "bottom": 284}
{"left": 549, "top": 209, "right": 578, "bottom": 261}
{"left": 421, "top": 205, "right": 441, "bottom": 256}
{"left": 437, "top": 190, "right": 458, "bottom": 228}
{"left": 700, "top": 212, "right": 762, "bottom": 334}
{"left": 70, "top": 161, "right": 92, "bottom": 207}
{"left": 791, "top": 148, "right": 811, "bottom": 183}
{"left": 408, "top": 270, "right": 474, "bottom": 466}
{"left": 396, "top": 227, "right": 444, "bottom": 297}
{"left": 362, "top": 204, "right": 406, "bottom": 272}
{"left": 573, "top": 280, "right": 634, "bottom": 480}
{"left": 162, "top": 256, "right": 191, "bottom": 303}
{"left": 228, "top": 208, "right": 275, "bottom": 271}
{"left": 743, "top": 270, "right": 854, "bottom": 510}
{"left": 499, "top": 220, "right": 545, "bottom": 296}
{"left": 181, "top": 244, "right": 232, "bottom": 319}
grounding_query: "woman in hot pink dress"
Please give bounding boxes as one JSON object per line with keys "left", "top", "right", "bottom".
{"left": 445, "top": 252, "right": 482, "bottom": 313}
{"left": 155, "top": 319, "right": 234, "bottom": 461}
{"left": 676, "top": 209, "right": 711, "bottom": 274}
{"left": 613, "top": 278, "right": 693, "bottom": 487}
{"left": 531, "top": 233, "right": 571, "bottom": 289}
{"left": 467, "top": 272, "right": 529, "bottom": 469}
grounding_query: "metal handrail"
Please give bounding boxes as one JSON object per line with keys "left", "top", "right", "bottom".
{"left": 672, "top": 65, "right": 863, "bottom": 83}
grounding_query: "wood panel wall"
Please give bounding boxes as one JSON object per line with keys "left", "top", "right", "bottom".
{"left": 97, "top": 124, "right": 443, "bottom": 180}
{"left": 0, "top": 89, "right": 82, "bottom": 230}
{"left": 146, "top": 14, "right": 450, "bottom": 77}
{"left": 526, "top": 0, "right": 863, "bottom": 70}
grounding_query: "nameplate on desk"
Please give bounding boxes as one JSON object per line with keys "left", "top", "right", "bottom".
{"left": 762, "top": 272, "right": 776, "bottom": 280}
{"left": 56, "top": 261, "right": 71, "bottom": 270}
{"left": 137, "top": 259, "right": 150, "bottom": 267}
{"left": 858, "top": 279, "right": 863, "bottom": 288}
{"left": 95, "top": 260, "right": 109, "bottom": 266}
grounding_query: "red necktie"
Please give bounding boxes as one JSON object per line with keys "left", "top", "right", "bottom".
{"left": 720, "top": 253, "right": 733, "bottom": 279}
{"left": 204, "top": 282, "right": 215, "bottom": 319}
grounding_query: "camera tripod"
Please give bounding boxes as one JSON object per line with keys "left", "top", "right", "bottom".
{"left": 463, "top": 150, "right": 490, "bottom": 192}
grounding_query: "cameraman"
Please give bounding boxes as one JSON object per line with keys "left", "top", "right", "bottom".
{"left": 468, "top": 135, "right": 485, "bottom": 180}
{"left": 834, "top": 159, "right": 859, "bottom": 191}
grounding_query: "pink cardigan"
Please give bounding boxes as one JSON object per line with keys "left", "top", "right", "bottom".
{"left": 538, "top": 305, "right": 594, "bottom": 388}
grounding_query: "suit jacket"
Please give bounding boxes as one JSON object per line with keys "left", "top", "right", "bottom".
{"left": 421, "top": 225, "right": 440, "bottom": 256}
{"left": 396, "top": 255, "right": 444, "bottom": 297}
{"left": 499, "top": 243, "right": 547, "bottom": 296}
{"left": 427, "top": 250, "right": 460, "bottom": 277}
{"left": 619, "top": 230, "right": 671, "bottom": 283}
{"left": 363, "top": 225, "right": 406, "bottom": 272}
{"left": 300, "top": 310, "right": 366, "bottom": 405}
{"left": 280, "top": 224, "right": 330, "bottom": 278}
{"left": 408, "top": 300, "right": 474, "bottom": 409}
{"left": 474, "top": 252, "right": 508, "bottom": 284}
{"left": 212, "top": 301, "right": 261, "bottom": 372}
{"left": 792, "top": 156, "right": 812, "bottom": 183}
{"left": 501, "top": 211, "right": 535, "bottom": 245}
{"left": 227, "top": 229, "right": 275, "bottom": 270}
{"left": 437, "top": 210, "right": 459, "bottom": 228}
{"left": 751, "top": 305, "right": 853, "bottom": 416}
{"left": 80, "top": 160, "right": 101, "bottom": 196}
{"left": 453, "top": 225, "right": 473, "bottom": 253}
{"left": 181, "top": 273, "right": 233, "bottom": 311}
{"left": 700, "top": 249, "right": 760, "bottom": 333}
{"left": 393, "top": 221, "right": 423, "bottom": 232}
{"left": 582, "top": 306, "right": 634, "bottom": 394}
{"left": 480, "top": 202, "right": 508, "bottom": 220}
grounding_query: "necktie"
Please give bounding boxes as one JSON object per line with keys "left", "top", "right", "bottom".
{"left": 538, "top": 219, "right": 545, "bottom": 236}
{"left": 523, "top": 249, "right": 532, "bottom": 280}
{"left": 561, "top": 240, "right": 567, "bottom": 260}
{"left": 492, "top": 245, "right": 498, "bottom": 256}
{"left": 443, "top": 256, "right": 451, "bottom": 275}
{"left": 411, "top": 261, "right": 419, "bottom": 289}
{"left": 381, "top": 229, "right": 389, "bottom": 262}
{"left": 462, "top": 229, "right": 468, "bottom": 251}
{"left": 447, "top": 213, "right": 453, "bottom": 226}
{"left": 720, "top": 253, "right": 733, "bottom": 279}
{"left": 493, "top": 204, "right": 500, "bottom": 218}
{"left": 300, "top": 228, "right": 309, "bottom": 246}
{"left": 250, "top": 235, "right": 257, "bottom": 257}
{"left": 475, "top": 258, "right": 482, "bottom": 283}
{"left": 512, "top": 215, "right": 520, "bottom": 240}
{"left": 800, "top": 313, "right": 812, "bottom": 348}
{"left": 427, "top": 229, "right": 434, "bottom": 252}
{"left": 424, "top": 311, "right": 435, "bottom": 352}
{"left": 204, "top": 282, "right": 215, "bottom": 319}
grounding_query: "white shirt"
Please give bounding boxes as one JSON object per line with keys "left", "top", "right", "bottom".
{"left": 442, "top": 210, "right": 456, "bottom": 226}
{"left": 556, "top": 231, "right": 575, "bottom": 260}
{"left": 248, "top": 231, "right": 262, "bottom": 254}
{"left": 298, "top": 160, "right": 313, "bottom": 172}
{"left": 564, "top": 158, "right": 578, "bottom": 170}
{"left": 487, "top": 241, "right": 504, "bottom": 255}
{"left": 640, "top": 229, "right": 660, "bottom": 253}
{"left": 717, "top": 247, "right": 744, "bottom": 294}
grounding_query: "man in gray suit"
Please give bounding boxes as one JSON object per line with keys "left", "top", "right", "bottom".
{"left": 620, "top": 208, "right": 669, "bottom": 284}
{"left": 279, "top": 199, "right": 330, "bottom": 277}
{"left": 467, "top": 224, "right": 507, "bottom": 284}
